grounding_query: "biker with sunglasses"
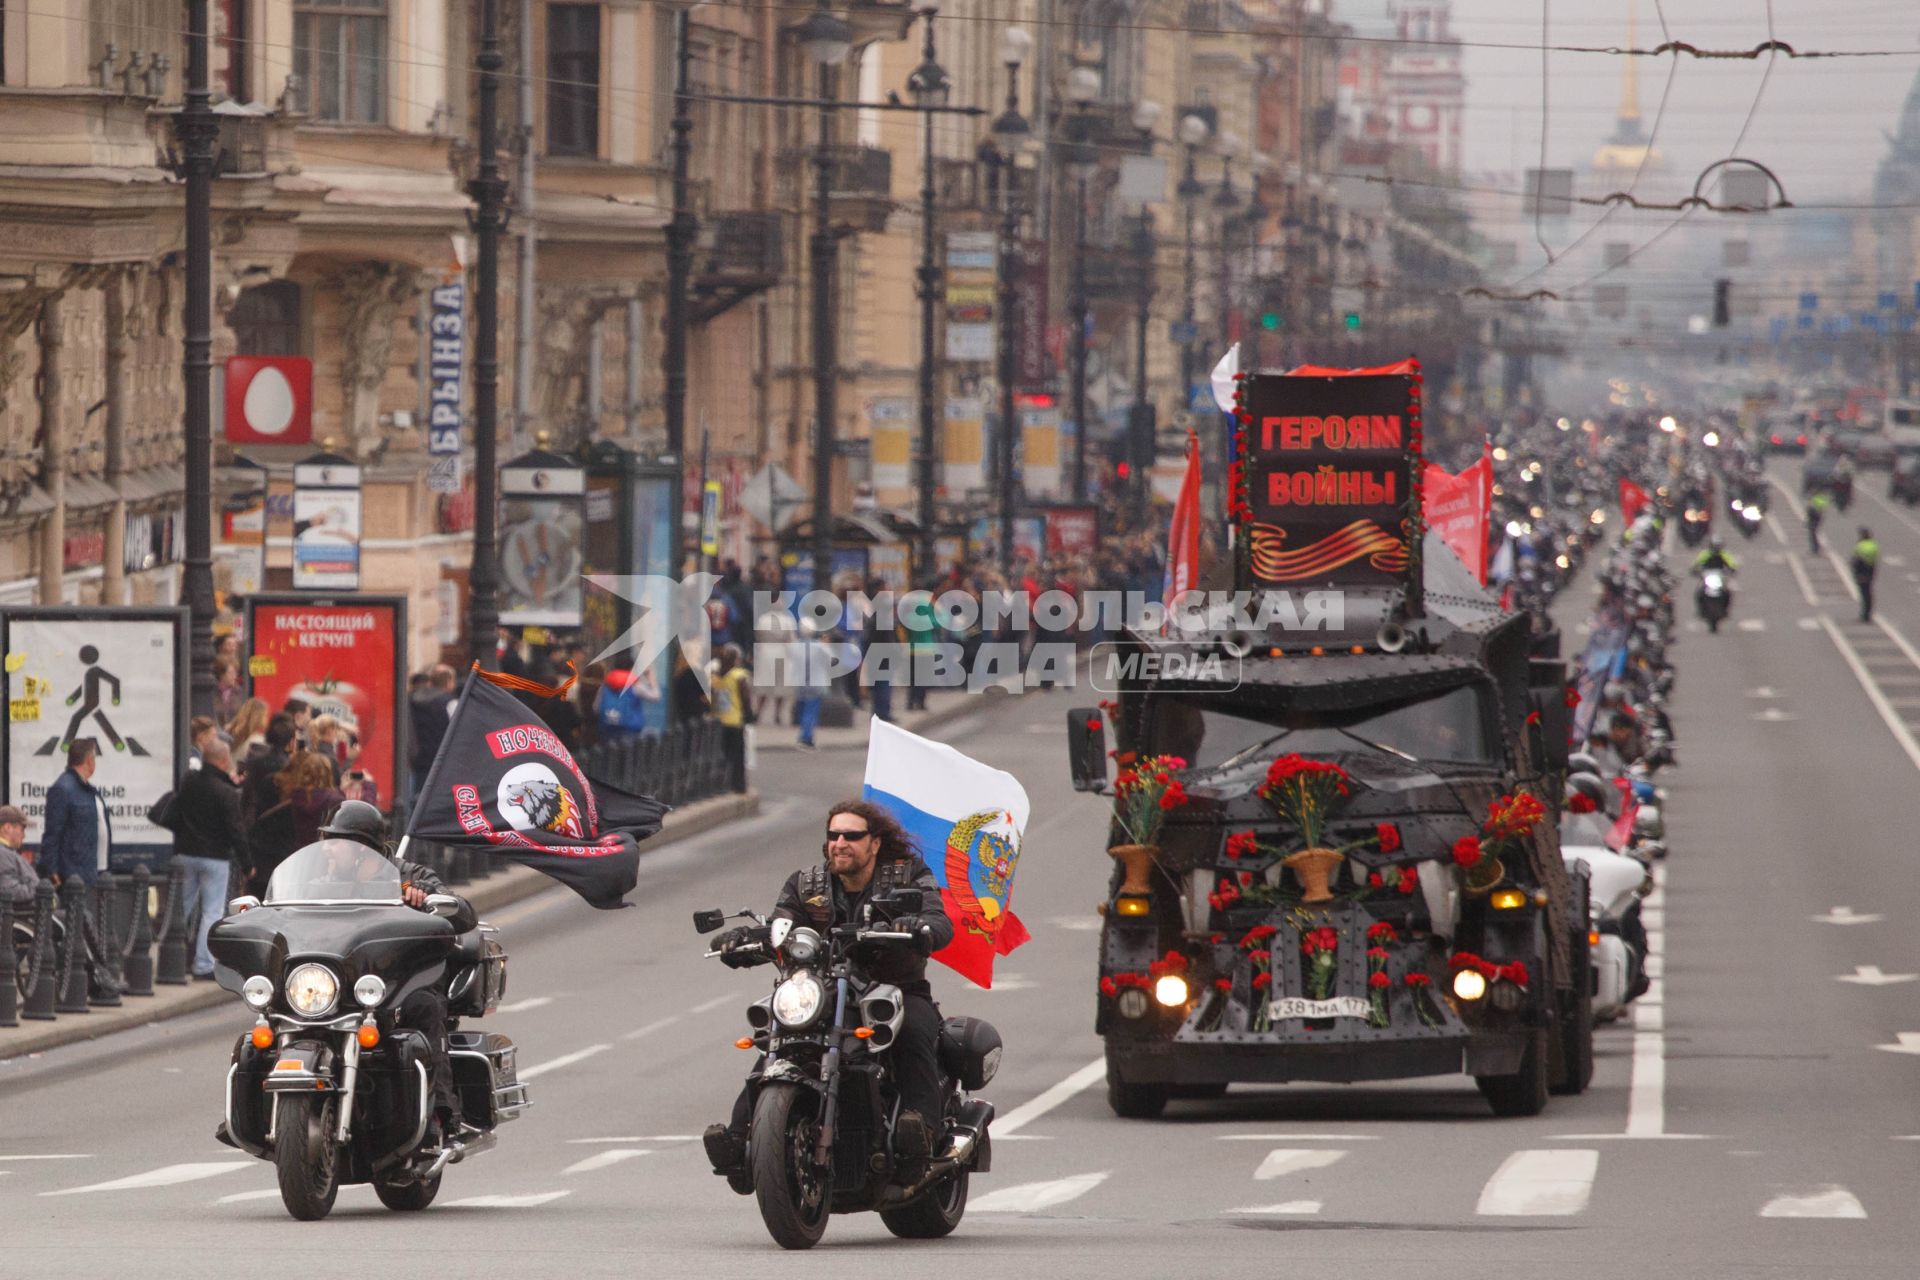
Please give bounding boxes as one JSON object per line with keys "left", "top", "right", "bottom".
{"left": 704, "top": 799, "right": 954, "bottom": 1182}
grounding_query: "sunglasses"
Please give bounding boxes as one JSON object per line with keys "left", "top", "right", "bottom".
{"left": 826, "top": 827, "right": 872, "bottom": 841}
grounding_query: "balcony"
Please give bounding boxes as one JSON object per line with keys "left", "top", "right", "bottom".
{"left": 935, "top": 157, "right": 986, "bottom": 213}
{"left": 693, "top": 211, "right": 785, "bottom": 322}
{"left": 784, "top": 145, "right": 895, "bottom": 233}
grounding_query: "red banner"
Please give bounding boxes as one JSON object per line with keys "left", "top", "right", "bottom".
{"left": 1423, "top": 455, "right": 1493, "bottom": 584}
{"left": 1619, "top": 478, "right": 1649, "bottom": 527}
{"left": 245, "top": 597, "right": 406, "bottom": 810}
{"left": 1164, "top": 432, "right": 1202, "bottom": 616}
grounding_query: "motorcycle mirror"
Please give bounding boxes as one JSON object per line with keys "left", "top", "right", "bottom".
{"left": 424, "top": 893, "right": 464, "bottom": 919}
{"left": 227, "top": 895, "right": 260, "bottom": 915}
{"left": 887, "top": 888, "right": 925, "bottom": 915}
{"left": 693, "top": 908, "right": 727, "bottom": 935}
{"left": 1067, "top": 706, "right": 1109, "bottom": 793}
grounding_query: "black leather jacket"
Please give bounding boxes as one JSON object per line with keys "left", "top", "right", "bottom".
{"left": 771, "top": 855, "right": 954, "bottom": 993}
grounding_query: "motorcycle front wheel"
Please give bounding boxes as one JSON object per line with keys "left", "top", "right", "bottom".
{"left": 750, "top": 1083, "right": 831, "bottom": 1249}
{"left": 274, "top": 1094, "right": 341, "bottom": 1221}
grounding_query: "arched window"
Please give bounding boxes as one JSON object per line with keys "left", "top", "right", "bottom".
{"left": 229, "top": 281, "right": 303, "bottom": 356}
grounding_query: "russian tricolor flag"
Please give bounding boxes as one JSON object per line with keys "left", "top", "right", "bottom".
{"left": 863, "top": 719, "right": 1031, "bottom": 988}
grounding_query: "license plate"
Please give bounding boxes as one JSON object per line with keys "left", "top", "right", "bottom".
{"left": 1268, "top": 996, "right": 1372, "bottom": 1021}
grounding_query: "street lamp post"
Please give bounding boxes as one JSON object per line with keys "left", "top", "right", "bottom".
{"left": 467, "top": 0, "right": 507, "bottom": 669}
{"left": 908, "top": 9, "right": 951, "bottom": 581}
{"left": 664, "top": 8, "right": 695, "bottom": 583}
{"left": 1062, "top": 67, "right": 1100, "bottom": 505}
{"left": 1130, "top": 211, "right": 1155, "bottom": 520}
{"left": 1176, "top": 114, "right": 1210, "bottom": 425}
{"left": 178, "top": 0, "right": 217, "bottom": 717}
{"left": 799, "top": 3, "right": 853, "bottom": 594}
{"left": 988, "top": 29, "right": 1032, "bottom": 578}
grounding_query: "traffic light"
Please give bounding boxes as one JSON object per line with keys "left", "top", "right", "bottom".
{"left": 1260, "top": 311, "right": 1282, "bottom": 332}
{"left": 1712, "top": 279, "right": 1731, "bottom": 328}
{"left": 1343, "top": 311, "right": 1362, "bottom": 331}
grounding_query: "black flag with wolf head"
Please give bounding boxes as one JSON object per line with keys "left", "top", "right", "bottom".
{"left": 404, "top": 669, "right": 666, "bottom": 908}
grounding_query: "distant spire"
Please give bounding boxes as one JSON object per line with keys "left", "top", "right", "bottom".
{"left": 1613, "top": 0, "right": 1644, "bottom": 143}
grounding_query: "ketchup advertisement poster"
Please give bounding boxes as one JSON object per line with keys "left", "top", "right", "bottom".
{"left": 245, "top": 596, "right": 408, "bottom": 810}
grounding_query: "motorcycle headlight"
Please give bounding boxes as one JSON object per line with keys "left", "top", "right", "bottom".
{"left": 771, "top": 972, "right": 826, "bottom": 1030}
{"left": 285, "top": 963, "right": 339, "bottom": 1017}
{"left": 353, "top": 974, "right": 387, "bottom": 1008}
{"left": 242, "top": 975, "right": 273, "bottom": 1010}
{"left": 783, "top": 927, "right": 821, "bottom": 965}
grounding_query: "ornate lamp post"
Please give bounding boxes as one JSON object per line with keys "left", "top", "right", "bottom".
{"left": 798, "top": 1, "right": 853, "bottom": 592}
{"left": 986, "top": 28, "right": 1032, "bottom": 577}
{"left": 1176, "top": 113, "right": 1210, "bottom": 420}
{"left": 908, "top": 9, "right": 951, "bottom": 580}
{"left": 467, "top": 0, "right": 508, "bottom": 668}
{"left": 179, "top": 0, "right": 218, "bottom": 712}
{"left": 1061, "top": 67, "right": 1101, "bottom": 504}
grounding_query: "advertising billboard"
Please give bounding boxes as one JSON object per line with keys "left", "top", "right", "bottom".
{"left": 245, "top": 595, "right": 408, "bottom": 811}
{"left": 2, "top": 608, "right": 188, "bottom": 862}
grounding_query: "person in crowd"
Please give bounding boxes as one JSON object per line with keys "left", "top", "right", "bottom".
{"left": 710, "top": 645, "right": 752, "bottom": 792}
{"left": 1852, "top": 526, "right": 1880, "bottom": 624}
{"left": 308, "top": 714, "right": 348, "bottom": 782}
{"left": 409, "top": 663, "right": 457, "bottom": 798}
{"left": 171, "top": 737, "right": 249, "bottom": 979}
{"left": 212, "top": 657, "right": 244, "bottom": 724}
{"left": 1806, "top": 490, "right": 1830, "bottom": 555}
{"left": 227, "top": 697, "right": 271, "bottom": 758}
{"left": 241, "top": 715, "right": 297, "bottom": 825}
{"left": 252, "top": 751, "right": 343, "bottom": 892}
{"left": 186, "top": 715, "right": 220, "bottom": 769}
{"left": 861, "top": 575, "right": 896, "bottom": 723}
{"left": 0, "top": 804, "right": 36, "bottom": 908}
{"left": 281, "top": 697, "right": 312, "bottom": 747}
{"left": 671, "top": 651, "right": 709, "bottom": 727}
{"left": 787, "top": 623, "right": 835, "bottom": 751}
{"left": 214, "top": 633, "right": 241, "bottom": 665}
{"left": 39, "top": 738, "right": 108, "bottom": 888}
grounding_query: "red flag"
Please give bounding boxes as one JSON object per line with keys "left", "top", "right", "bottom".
{"left": 1163, "top": 429, "right": 1202, "bottom": 617}
{"left": 1619, "top": 478, "right": 1649, "bottom": 527}
{"left": 1423, "top": 453, "right": 1494, "bottom": 584}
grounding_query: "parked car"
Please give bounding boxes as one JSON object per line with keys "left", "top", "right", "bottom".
{"left": 1803, "top": 451, "right": 1855, "bottom": 508}
{"left": 1892, "top": 455, "right": 1920, "bottom": 505}
{"left": 1855, "top": 435, "right": 1898, "bottom": 470}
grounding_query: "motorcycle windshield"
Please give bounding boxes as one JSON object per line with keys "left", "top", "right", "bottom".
{"left": 264, "top": 839, "right": 404, "bottom": 905}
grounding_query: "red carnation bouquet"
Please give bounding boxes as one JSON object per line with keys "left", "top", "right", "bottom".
{"left": 1257, "top": 754, "right": 1351, "bottom": 848}
{"left": 1112, "top": 754, "right": 1190, "bottom": 846}
{"left": 1451, "top": 790, "right": 1547, "bottom": 893}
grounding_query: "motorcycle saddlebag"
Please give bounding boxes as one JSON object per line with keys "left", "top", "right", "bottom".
{"left": 449, "top": 1030, "right": 527, "bottom": 1129}
{"left": 937, "top": 1016, "right": 1003, "bottom": 1091}
{"left": 447, "top": 934, "right": 508, "bottom": 1018}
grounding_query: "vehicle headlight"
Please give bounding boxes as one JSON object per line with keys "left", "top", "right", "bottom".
{"left": 783, "top": 927, "right": 821, "bottom": 965}
{"left": 771, "top": 972, "right": 825, "bottom": 1029}
{"left": 1452, "top": 968, "right": 1488, "bottom": 1002}
{"left": 242, "top": 975, "right": 273, "bottom": 1010}
{"left": 285, "top": 963, "right": 339, "bottom": 1017}
{"left": 353, "top": 974, "right": 387, "bottom": 1008}
{"left": 1153, "top": 975, "right": 1190, "bottom": 1007}
{"left": 1116, "top": 988, "right": 1150, "bottom": 1019}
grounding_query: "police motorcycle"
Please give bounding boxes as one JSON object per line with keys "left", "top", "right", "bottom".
{"left": 208, "top": 839, "right": 520, "bottom": 1220}
{"left": 1696, "top": 566, "right": 1732, "bottom": 633}
{"left": 695, "top": 887, "right": 1000, "bottom": 1250}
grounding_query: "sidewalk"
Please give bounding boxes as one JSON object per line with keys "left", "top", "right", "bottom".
{"left": 756, "top": 661, "right": 1081, "bottom": 754}
{"left": 0, "top": 790, "right": 759, "bottom": 1063}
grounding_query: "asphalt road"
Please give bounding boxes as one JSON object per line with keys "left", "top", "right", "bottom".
{"left": 8, "top": 497, "right": 1920, "bottom": 1277}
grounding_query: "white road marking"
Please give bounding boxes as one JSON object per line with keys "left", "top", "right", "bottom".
{"left": 43, "top": 1163, "right": 251, "bottom": 1196}
{"left": 1874, "top": 1033, "right": 1920, "bottom": 1055}
{"left": 1799, "top": 617, "right": 1821, "bottom": 631}
{"left": 969, "top": 1171, "right": 1109, "bottom": 1213}
{"left": 1837, "top": 966, "right": 1917, "bottom": 986}
{"left": 1624, "top": 865, "right": 1668, "bottom": 1136}
{"left": 619, "top": 1014, "right": 683, "bottom": 1042}
{"left": 994, "top": 1058, "right": 1105, "bottom": 1136}
{"left": 1817, "top": 616, "right": 1920, "bottom": 777}
{"left": 445, "top": 1191, "right": 572, "bottom": 1208}
{"left": 1785, "top": 553, "right": 1822, "bottom": 608}
{"left": 1746, "top": 686, "right": 1779, "bottom": 698}
{"left": 1752, "top": 708, "right": 1797, "bottom": 722}
{"left": 1814, "top": 907, "right": 1884, "bottom": 925}
{"left": 217, "top": 1185, "right": 369, "bottom": 1205}
{"left": 1217, "top": 1134, "right": 1380, "bottom": 1141}
{"left": 1736, "top": 617, "right": 1767, "bottom": 632}
{"left": 1255, "top": 1149, "right": 1347, "bottom": 1181}
{"left": 690, "top": 995, "right": 733, "bottom": 1015}
{"left": 562, "top": 1149, "right": 651, "bottom": 1175}
{"left": 0, "top": 1154, "right": 92, "bottom": 1161}
{"left": 1759, "top": 1187, "right": 1867, "bottom": 1219}
{"left": 1475, "top": 1150, "right": 1599, "bottom": 1216}
{"left": 966, "top": 974, "right": 1035, "bottom": 992}
{"left": 566, "top": 1135, "right": 695, "bottom": 1144}
{"left": 496, "top": 997, "right": 553, "bottom": 1014}
{"left": 1048, "top": 916, "right": 1102, "bottom": 932}
{"left": 520, "top": 1043, "right": 611, "bottom": 1080}
{"left": 1226, "top": 1200, "right": 1322, "bottom": 1215}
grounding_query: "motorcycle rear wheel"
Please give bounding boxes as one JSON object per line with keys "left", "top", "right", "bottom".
{"left": 880, "top": 1168, "right": 969, "bottom": 1238}
{"left": 374, "top": 1170, "right": 441, "bottom": 1211}
{"left": 274, "top": 1094, "right": 340, "bottom": 1221}
{"left": 750, "top": 1084, "right": 831, "bottom": 1249}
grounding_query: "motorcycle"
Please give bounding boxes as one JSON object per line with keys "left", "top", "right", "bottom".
{"left": 695, "top": 887, "right": 999, "bottom": 1250}
{"left": 1696, "top": 568, "right": 1731, "bottom": 633}
{"left": 1730, "top": 498, "right": 1765, "bottom": 539}
{"left": 208, "top": 839, "right": 523, "bottom": 1220}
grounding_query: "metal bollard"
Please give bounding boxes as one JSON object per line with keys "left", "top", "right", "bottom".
{"left": 20, "top": 881, "right": 57, "bottom": 1021}
{"left": 122, "top": 864, "right": 155, "bottom": 996}
{"left": 0, "top": 898, "right": 18, "bottom": 1028}
{"left": 154, "top": 862, "right": 190, "bottom": 986}
{"left": 88, "top": 874, "right": 124, "bottom": 1007}
{"left": 55, "top": 878, "right": 92, "bottom": 1014}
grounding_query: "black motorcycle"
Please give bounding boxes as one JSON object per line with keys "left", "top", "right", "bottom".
{"left": 208, "top": 839, "right": 523, "bottom": 1220}
{"left": 695, "top": 889, "right": 999, "bottom": 1250}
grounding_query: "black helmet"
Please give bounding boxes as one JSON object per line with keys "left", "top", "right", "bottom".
{"left": 319, "top": 799, "right": 388, "bottom": 852}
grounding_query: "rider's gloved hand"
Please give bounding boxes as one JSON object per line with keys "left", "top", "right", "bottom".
{"left": 894, "top": 916, "right": 935, "bottom": 956}
{"left": 717, "top": 926, "right": 769, "bottom": 969}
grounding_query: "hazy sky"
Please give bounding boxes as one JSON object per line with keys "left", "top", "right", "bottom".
{"left": 1453, "top": 0, "right": 1920, "bottom": 196}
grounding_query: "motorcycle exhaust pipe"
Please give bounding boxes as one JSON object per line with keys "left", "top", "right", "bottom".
{"left": 423, "top": 1127, "right": 498, "bottom": 1180}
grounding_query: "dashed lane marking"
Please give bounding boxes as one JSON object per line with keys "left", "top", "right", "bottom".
{"left": 1814, "top": 907, "right": 1884, "bottom": 925}
{"left": 562, "top": 1149, "right": 651, "bottom": 1175}
{"left": 1048, "top": 916, "right": 1102, "bottom": 932}
{"left": 1817, "top": 616, "right": 1920, "bottom": 777}
{"left": 1835, "top": 966, "right": 1917, "bottom": 986}
{"left": 1254, "top": 1149, "right": 1347, "bottom": 1181}
{"left": 1736, "top": 618, "right": 1767, "bottom": 632}
{"left": 689, "top": 995, "right": 734, "bottom": 1015}
{"left": 619, "top": 1015, "right": 683, "bottom": 1042}
{"left": 519, "top": 1044, "right": 611, "bottom": 1080}
{"left": 444, "top": 1191, "right": 572, "bottom": 1208}
{"left": 1759, "top": 1187, "right": 1867, "bottom": 1219}
{"left": 566, "top": 1135, "right": 696, "bottom": 1144}
{"left": 1873, "top": 1033, "right": 1920, "bottom": 1055}
{"left": 0, "top": 1155, "right": 92, "bottom": 1161}
{"left": 1752, "top": 708, "right": 1797, "bottom": 722}
{"left": 1217, "top": 1134, "right": 1380, "bottom": 1141}
{"left": 1475, "top": 1150, "right": 1599, "bottom": 1217}
{"left": 969, "top": 1171, "right": 1109, "bottom": 1214}
{"left": 496, "top": 997, "right": 553, "bottom": 1014}
{"left": 994, "top": 1058, "right": 1106, "bottom": 1137}
{"left": 1225, "top": 1200, "right": 1322, "bottom": 1215}
{"left": 43, "top": 1162, "right": 251, "bottom": 1196}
